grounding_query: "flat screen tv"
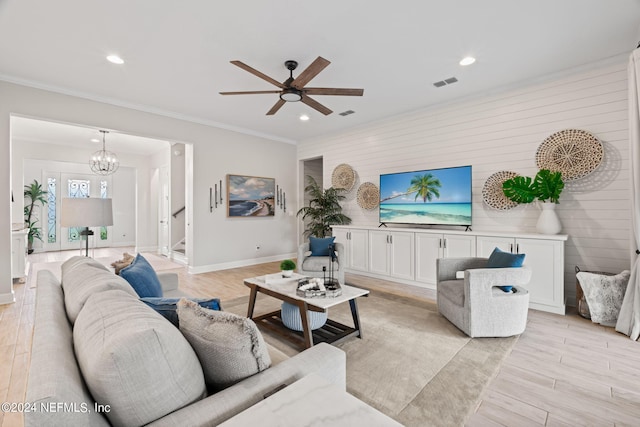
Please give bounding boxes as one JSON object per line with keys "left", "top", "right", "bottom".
{"left": 379, "top": 165, "right": 472, "bottom": 226}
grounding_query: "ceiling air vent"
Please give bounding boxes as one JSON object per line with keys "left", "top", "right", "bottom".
{"left": 433, "top": 77, "right": 458, "bottom": 88}
{"left": 339, "top": 110, "right": 355, "bottom": 116}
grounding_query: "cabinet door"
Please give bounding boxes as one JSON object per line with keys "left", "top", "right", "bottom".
{"left": 389, "top": 231, "right": 415, "bottom": 280}
{"left": 369, "top": 230, "right": 390, "bottom": 275}
{"left": 349, "top": 229, "right": 369, "bottom": 272}
{"left": 332, "top": 229, "right": 349, "bottom": 268}
{"left": 443, "top": 234, "right": 476, "bottom": 258}
{"left": 517, "top": 238, "right": 564, "bottom": 310}
{"left": 415, "top": 233, "right": 442, "bottom": 285}
{"left": 476, "top": 236, "right": 514, "bottom": 257}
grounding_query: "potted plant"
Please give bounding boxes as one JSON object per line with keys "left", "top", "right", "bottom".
{"left": 280, "top": 259, "right": 296, "bottom": 277}
{"left": 502, "top": 169, "right": 564, "bottom": 234}
{"left": 296, "top": 175, "right": 352, "bottom": 238}
{"left": 24, "top": 179, "right": 48, "bottom": 254}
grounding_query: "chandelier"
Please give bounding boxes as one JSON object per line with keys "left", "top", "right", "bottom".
{"left": 90, "top": 130, "right": 119, "bottom": 175}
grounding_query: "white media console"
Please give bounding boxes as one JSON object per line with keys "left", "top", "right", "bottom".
{"left": 332, "top": 225, "right": 568, "bottom": 315}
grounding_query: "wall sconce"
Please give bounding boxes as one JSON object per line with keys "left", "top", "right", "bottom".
{"left": 276, "top": 185, "right": 286, "bottom": 212}
{"left": 210, "top": 179, "right": 224, "bottom": 212}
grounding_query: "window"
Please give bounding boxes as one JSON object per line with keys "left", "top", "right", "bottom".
{"left": 47, "top": 177, "right": 56, "bottom": 243}
{"left": 67, "top": 179, "right": 90, "bottom": 242}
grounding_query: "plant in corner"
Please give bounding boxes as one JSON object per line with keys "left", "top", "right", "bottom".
{"left": 296, "top": 175, "right": 352, "bottom": 238}
{"left": 24, "top": 179, "right": 48, "bottom": 254}
{"left": 280, "top": 259, "right": 296, "bottom": 277}
{"left": 502, "top": 169, "right": 564, "bottom": 234}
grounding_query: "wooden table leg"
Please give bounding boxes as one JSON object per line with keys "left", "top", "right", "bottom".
{"left": 349, "top": 298, "right": 363, "bottom": 339}
{"left": 296, "top": 300, "right": 314, "bottom": 348}
{"left": 247, "top": 284, "right": 258, "bottom": 319}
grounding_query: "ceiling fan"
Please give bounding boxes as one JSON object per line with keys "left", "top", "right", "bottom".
{"left": 219, "top": 56, "right": 364, "bottom": 116}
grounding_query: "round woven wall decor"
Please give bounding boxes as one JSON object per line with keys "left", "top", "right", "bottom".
{"left": 535, "top": 129, "right": 603, "bottom": 181}
{"left": 357, "top": 182, "right": 380, "bottom": 210}
{"left": 482, "top": 171, "right": 519, "bottom": 210}
{"left": 331, "top": 163, "right": 356, "bottom": 191}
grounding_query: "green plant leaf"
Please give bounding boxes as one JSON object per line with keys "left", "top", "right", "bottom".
{"left": 533, "top": 169, "right": 564, "bottom": 203}
{"left": 296, "top": 175, "right": 351, "bottom": 238}
{"left": 280, "top": 259, "right": 296, "bottom": 270}
{"left": 502, "top": 176, "right": 537, "bottom": 204}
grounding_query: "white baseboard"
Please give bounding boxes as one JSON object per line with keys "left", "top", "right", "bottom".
{"left": 189, "top": 252, "right": 296, "bottom": 274}
{"left": 170, "top": 251, "right": 188, "bottom": 265}
{"left": 111, "top": 241, "right": 136, "bottom": 248}
{"left": 0, "top": 290, "right": 16, "bottom": 305}
{"left": 136, "top": 246, "right": 158, "bottom": 253}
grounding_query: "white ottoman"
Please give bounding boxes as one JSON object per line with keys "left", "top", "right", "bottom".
{"left": 281, "top": 302, "right": 328, "bottom": 331}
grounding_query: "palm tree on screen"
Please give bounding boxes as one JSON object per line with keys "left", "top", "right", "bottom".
{"left": 408, "top": 173, "right": 441, "bottom": 203}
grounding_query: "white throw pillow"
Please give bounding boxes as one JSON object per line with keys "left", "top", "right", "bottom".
{"left": 177, "top": 298, "right": 271, "bottom": 391}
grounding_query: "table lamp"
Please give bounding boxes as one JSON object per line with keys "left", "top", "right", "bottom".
{"left": 61, "top": 198, "right": 113, "bottom": 257}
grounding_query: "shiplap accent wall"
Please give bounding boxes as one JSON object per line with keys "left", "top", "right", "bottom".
{"left": 297, "top": 59, "right": 630, "bottom": 305}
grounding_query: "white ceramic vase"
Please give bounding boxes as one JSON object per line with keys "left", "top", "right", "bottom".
{"left": 536, "top": 202, "right": 562, "bottom": 234}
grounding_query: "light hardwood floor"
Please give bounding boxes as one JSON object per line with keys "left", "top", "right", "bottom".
{"left": 1, "top": 248, "right": 639, "bottom": 426}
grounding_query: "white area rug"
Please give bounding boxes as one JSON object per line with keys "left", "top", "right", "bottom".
{"left": 224, "top": 290, "right": 518, "bottom": 426}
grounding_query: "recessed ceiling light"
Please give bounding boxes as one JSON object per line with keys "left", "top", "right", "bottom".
{"left": 90, "top": 138, "right": 100, "bottom": 143}
{"left": 106, "top": 55, "right": 124, "bottom": 65}
{"left": 299, "top": 114, "right": 310, "bottom": 121}
{"left": 459, "top": 56, "right": 476, "bottom": 66}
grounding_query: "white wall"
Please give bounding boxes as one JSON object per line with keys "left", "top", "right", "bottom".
{"left": 0, "top": 81, "right": 298, "bottom": 303}
{"left": 298, "top": 59, "right": 630, "bottom": 305}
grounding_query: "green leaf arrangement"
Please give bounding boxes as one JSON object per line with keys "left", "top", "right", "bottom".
{"left": 502, "top": 169, "right": 564, "bottom": 204}
{"left": 280, "top": 259, "right": 296, "bottom": 271}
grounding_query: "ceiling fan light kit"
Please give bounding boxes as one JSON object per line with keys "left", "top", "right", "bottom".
{"left": 280, "top": 88, "right": 302, "bottom": 102}
{"left": 220, "top": 56, "right": 364, "bottom": 116}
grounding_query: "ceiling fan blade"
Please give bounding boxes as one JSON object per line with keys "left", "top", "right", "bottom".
{"left": 230, "top": 61, "right": 285, "bottom": 88}
{"left": 219, "top": 90, "right": 281, "bottom": 95}
{"left": 301, "top": 94, "right": 332, "bottom": 115}
{"left": 304, "top": 88, "right": 364, "bottom": 96}
{"left": 291, "top": 56, "right": 330, "bottom": 90}
{"left": 266, "top": 99, "right": 286, "bottom": 115}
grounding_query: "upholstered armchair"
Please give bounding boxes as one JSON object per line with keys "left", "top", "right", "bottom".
{"left": 436, "top": 257, "right": 532, "bottom": 337}
{"left": 297, "top": 242, "right": 345, "bottom": 285}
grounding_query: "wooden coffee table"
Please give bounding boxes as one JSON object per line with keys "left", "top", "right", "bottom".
{"left": 243, "top": 273, "right": 369, "bottom": 350}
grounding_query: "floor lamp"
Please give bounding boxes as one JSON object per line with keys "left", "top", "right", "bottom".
{"left": 61, "top": 198, "right": 113, "bottom": 257}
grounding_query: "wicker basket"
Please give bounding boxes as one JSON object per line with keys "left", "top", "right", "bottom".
{"left": 575, "top": 266, "right": 615, "bottom": 319}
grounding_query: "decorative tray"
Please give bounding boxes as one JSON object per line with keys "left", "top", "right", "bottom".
{"left": 296, "top": 277, "right": 342, "bottom": 298}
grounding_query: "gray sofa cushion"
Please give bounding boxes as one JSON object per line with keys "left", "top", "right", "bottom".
{"left": 177, "top": 298, "right": 271, "bottom": 391}
{"left": 301, "top": 256, "right": 339, "bottom": 272}
{"left": 73, "top": 289, "right": 206, "bottom": 427}
{"left": 61, "top": 256, "right": 138, "bottom": 324}
{"left": 25, "top": 270, "right": 110, "bottom": 427}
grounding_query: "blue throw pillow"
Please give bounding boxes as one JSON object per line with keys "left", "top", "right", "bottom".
{"left": 309, "top": 236, "right": 335, "bottom": 257}
{"left": 141, "top": 297, "right": 221, "bottom": 327}
{"left": 486, "top": 247, "right": 525, "bottom": 292}
{"left": 120, "top": 254, "right": 163, "bottom": 298}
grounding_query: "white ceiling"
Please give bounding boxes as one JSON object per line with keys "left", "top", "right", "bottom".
{"left": 10, "top": 116, "right": 171, "bottom": 156}
{"left": 1, "top": 0, "right": 639, "bottom": 146}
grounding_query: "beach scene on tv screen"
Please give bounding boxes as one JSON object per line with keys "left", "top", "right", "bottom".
{"left": 379, "top": 166, "right": 472, "bottom": 225}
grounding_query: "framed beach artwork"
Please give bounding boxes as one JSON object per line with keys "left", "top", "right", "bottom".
{"left": 227, "top": 174, "right": 276, "bottom": 217}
